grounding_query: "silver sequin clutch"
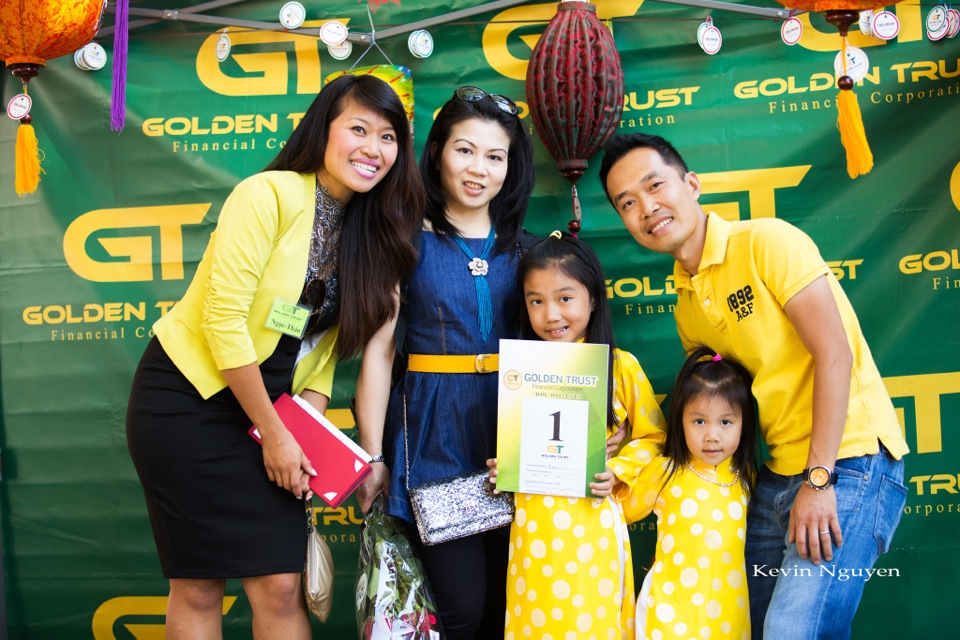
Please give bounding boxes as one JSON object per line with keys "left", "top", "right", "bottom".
{"left": 408, "top": 470, "right": 515, "bottom": 546}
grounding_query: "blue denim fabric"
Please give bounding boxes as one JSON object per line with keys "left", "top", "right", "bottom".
{"left": 745, "top": 446, "right": 907, "bottom": 639}
{"left": 384, "top": 231, "right": 523, "bottom": 523}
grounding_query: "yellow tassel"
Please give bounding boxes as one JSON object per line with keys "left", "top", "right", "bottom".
{"left": 835, "top": 35, "right": 873, "bottom": 179}
{"left": 837, "top": 88, "right": 873, "bottom": 179}
{"left": 15, "top": 121, "right": 41, "bottom": 195}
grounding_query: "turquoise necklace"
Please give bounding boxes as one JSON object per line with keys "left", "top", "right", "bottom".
{"left": 452, "top": 226, "right": 496, "bottom": 341}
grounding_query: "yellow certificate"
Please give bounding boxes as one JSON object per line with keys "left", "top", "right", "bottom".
{"left": 496, "top": 339, "right": 609, "bottom": 497}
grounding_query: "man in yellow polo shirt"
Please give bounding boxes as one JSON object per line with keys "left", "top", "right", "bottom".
{"left": 599, "top": 133, "right": 909, "bottom": 639}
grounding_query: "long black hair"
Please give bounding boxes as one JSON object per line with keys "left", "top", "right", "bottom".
{"left": 264, "top": 74, "right": 424, "bottom": 358}
{"left": 517, "top": 232, "right": 619, "bottom": 428}
{"left": 662, "top": 345, "right": 759, "bottom": 493}
{"left": 419, "top": 89, "right": 534, "bottom": 254}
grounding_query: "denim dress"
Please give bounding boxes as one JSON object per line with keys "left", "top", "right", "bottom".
{"left": 384, "top": 230, "right": 523, "bottom": 523}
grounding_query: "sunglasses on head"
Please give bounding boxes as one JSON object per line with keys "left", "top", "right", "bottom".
{"left": 453, "top": 85, "right": 519, "bottom": 116}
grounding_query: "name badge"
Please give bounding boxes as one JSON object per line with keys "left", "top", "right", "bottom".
{"left": 265, "top": 299, "right": 310, "bottom": 338}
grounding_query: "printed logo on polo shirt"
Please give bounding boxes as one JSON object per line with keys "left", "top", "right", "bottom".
{"left": 726, "top": 284, "right": 755, "bottom": 321}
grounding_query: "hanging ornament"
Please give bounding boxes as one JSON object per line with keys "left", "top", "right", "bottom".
{"left": 858, "top": 10, "right": 875, "bottom": 36}
{"left": 215, "top": 29, "right": 231, "bottom": 63}
{"left": 870, "top": 10, "right": 901, "bottom": 41}
{"left": 0, "top": 0, "right": 106, "bottom": 194}
{"left": 925, "top": 4, "right": 949, "bottom": 41}
{"left": 526, "top": 0, "right": 624, "bottom": 234}
{"left": 324, "top": 65, "right": 414, "bottom": 134}
{"left": 781, "top": 17, "right": 804, "bottom": 45}
{"left": 697, "top": 16, "right": 723, "bottom": 55}
{"left": 74, "top": 42, "right": 108, "bottom": 71}
{"left": 773, "top": 1, "right": 907, "bottom": 179}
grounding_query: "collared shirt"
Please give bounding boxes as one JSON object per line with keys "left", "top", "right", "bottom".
{"left": 672, "top": 212, "right": 908, "bottom": 475}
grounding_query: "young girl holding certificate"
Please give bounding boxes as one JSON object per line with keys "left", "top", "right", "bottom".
{"left": 610, "top": 346, "right": 759, "bottom": 639}
{"left": 489, "top": 231, "right": 666, "bottom": 639}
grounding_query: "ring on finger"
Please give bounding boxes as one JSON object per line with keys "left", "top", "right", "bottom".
{"left": 819, "top": 530, "right": 830, "bottom": 535}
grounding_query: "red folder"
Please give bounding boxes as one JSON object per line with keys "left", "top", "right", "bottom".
{"left": 249, "top": 393, "right": 372, "bottom": 508}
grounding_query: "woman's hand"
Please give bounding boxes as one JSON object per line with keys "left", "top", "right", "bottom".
{"left": 486, "top": 458, "right": 500, "bottom": 494}
{"left": 589, "top": 466, "right": 616, "bottom": 498}
{"left": 606, "top": 421, "right": 628, "bottom": 459}
{"left": 261, "top": 423, "right": 316, "bottom": 499}
{"left": 358, "top": 463, "right": 390, "bottom": 514}
{"left": 219, "top": 363, "right": 316, "bottom": 499}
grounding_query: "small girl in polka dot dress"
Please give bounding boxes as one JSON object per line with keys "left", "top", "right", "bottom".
{"left": 610, "top": 345, "right": 759, "bottom": 640}
{"left": 488, "top": 232, "right": 667, "bottom": 640}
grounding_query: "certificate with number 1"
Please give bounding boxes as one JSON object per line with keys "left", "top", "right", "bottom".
{"left": 495, "top": 339, "right": 609, "bottom": 498}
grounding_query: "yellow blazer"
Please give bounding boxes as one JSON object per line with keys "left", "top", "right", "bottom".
{"left": 154, "top": 170, "right": 338, "bottom": 399}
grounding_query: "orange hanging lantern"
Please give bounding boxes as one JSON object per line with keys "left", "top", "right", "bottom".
{"left": 0, "top": 0, "right": 106, "bottom": 194}
{"left": 776, "top": 1, "right": 904, "bottom": 178}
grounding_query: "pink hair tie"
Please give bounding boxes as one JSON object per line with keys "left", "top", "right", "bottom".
{"left": 712, "top": 354, "right": 722, "bottom": 362}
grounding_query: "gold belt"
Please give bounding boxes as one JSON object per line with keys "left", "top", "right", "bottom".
{"left": 407, "top": 353, "right": 499, "bottom": 374}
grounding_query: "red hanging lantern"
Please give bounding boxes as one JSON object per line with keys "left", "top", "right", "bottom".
{"left": 775, "top": 1, "right": 906, "bottom": 179}
{"left": 526, "top": 0, "right": 624, "bottom": 233}
{"left": 0, "top": 0, "right": 105, "bottom": 194}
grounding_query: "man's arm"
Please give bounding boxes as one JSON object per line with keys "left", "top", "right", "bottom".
{"left": 783, "top": 275, "right": 853, "bottom": 565}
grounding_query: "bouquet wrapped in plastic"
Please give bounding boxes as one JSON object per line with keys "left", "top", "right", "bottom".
{"left": 356, "top": 495, "right": 442, "bottom": 639}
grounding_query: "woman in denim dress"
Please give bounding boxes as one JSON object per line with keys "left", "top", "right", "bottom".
{"left": 355, "top": 86, "right": 535, "bottom": 639}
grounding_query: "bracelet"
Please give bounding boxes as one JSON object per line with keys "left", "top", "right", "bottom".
{"left": 369, "top": 454, "right": 385, "bottom": 464}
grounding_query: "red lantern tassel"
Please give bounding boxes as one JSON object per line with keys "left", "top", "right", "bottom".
{"left": 15, "top": 117, "right": 41, "bottom": 195}
{"left": 569, "top": 185, "right": 582, "bottom": 236}
{"left": 836, "top": 35, "right": 873, "bottom": 178}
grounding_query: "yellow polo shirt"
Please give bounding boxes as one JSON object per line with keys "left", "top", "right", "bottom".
{"left": 673, "top": 212, "right": 908, "bottom": 475}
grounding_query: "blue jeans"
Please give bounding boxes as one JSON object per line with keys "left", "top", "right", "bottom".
{"left": 745, "top": 446, "right": 907, "bottom": 639}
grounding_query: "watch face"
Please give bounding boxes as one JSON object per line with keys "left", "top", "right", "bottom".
{"left": 809, "top": 467, "right": 830, "bottom": 487}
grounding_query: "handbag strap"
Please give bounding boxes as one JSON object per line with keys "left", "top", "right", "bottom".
{"left": 402, "top": 393, "right": 411, "bottom": 492}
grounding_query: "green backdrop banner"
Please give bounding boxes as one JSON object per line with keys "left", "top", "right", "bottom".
{"left": 0, "top": 1, "right": 957, "bottom": 637}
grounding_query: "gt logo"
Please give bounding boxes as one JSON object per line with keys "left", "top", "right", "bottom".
{"left": 63, "top": 205, "right": 210, "bottom": 282}
{"left": 92, "top": 595, "right": 238, "bottom": 639}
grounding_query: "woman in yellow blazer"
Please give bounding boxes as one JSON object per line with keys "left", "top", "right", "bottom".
{"left": 126, "top": 74, "right": 424, "bottom": 639}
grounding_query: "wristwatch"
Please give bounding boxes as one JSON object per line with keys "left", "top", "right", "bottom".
{"left": 802, "top": 465, "right": 838, "bottom": 490}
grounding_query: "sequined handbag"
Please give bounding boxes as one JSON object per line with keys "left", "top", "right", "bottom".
{"left": 304, "top": 500, "right": 334, "bottom": 622}
{"left": 402, "top": 395, "right": 515, "bottom": 546}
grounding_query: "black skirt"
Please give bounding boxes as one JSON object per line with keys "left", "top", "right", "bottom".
{"left": 126, "top": 335, "right": 307, "bottom": 579}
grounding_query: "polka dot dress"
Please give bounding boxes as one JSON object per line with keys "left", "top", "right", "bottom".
{"left": 504, "top": 350, "right": 666, "bottom": 640}
{"left": 610, "top": 453, "right": 750, "bottom": 640}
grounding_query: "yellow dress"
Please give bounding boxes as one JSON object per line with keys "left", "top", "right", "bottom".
{"left": 504, "top": 350, "right": 666, "bottom": 640}
{"left": 610, "top": 451, "right": 750, "bottom": 640}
